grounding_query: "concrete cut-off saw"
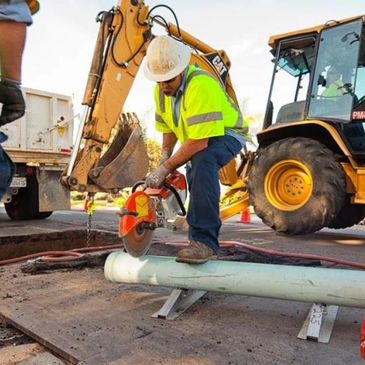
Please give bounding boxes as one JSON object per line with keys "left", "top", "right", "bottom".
{"left": 118, "top": 171, "right": 187, "bottom": 257}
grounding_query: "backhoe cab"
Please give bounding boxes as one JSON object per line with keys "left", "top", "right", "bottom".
{"left": 247, "top": 15, "right": 365, "bottom": 234}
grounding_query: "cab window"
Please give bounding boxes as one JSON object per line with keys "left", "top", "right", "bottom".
{"left": 308, "top": 19, "right": 362, "bottom": 123}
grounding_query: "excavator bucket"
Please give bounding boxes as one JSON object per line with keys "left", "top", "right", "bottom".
{"left": 89, "top": 114, "right": 149, "bottom": 191}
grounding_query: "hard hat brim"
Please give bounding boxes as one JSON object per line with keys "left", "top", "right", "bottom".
{"left": 143, "top": 45, "right": 191, "bottom": 82}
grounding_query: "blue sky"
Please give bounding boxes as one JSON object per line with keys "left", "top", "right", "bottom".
{"left": 22, "top": 1, "right": 365, "bottom": 138}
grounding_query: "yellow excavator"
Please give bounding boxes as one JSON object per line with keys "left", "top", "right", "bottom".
{"left": 63, "top": 1, "right": 365, "bottom": 238}
{"left": 62, "top": 0, "right": 250, "bottom": 220}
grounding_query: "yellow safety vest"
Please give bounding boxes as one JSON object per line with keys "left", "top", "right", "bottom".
{"left": 322, "top": 80, "right": 345, "bottom": 98}
{"left": 154, "top": 65, "right": 248, "bottom": 144}
{"left": 25, "top": 0, "right": 40, "bottom": 15}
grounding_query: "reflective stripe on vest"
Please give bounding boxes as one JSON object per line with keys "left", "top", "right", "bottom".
{"left": 187, "top": 112, "right": 223, "bottom": 126}
{"left": 159, "top": 89, "right": 165, "bottom": 113}
{"left": 155, "top": 113, "right": 165, "bottom": 124}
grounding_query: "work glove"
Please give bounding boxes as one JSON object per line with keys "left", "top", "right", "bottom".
{"left": 0, "top": 78, "right": 25, "bottom": 127}
{"left": 0, "top": 132, "right": 14, "bottom": 200}
{"left": 145, "top": 165, "right": 169, "bottom": 188}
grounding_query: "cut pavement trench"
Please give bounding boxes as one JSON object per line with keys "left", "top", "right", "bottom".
{"left": 0, "top": 226, "right": 325, "bottom": 266}
{"left": 0, "top": 230, "right": 121, "bottom": 261}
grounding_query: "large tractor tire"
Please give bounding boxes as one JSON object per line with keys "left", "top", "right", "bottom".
{"left": 327, "top": 198, "right": 365, "bottom": 229}
{"left": 247, "top": 137, "right": 346, "bottom": 235}
{"left": 4, "top": 174, "right": 52, "bottom": 220}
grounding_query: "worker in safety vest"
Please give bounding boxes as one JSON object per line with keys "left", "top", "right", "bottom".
{"left": 0, "top": 0, "right": 39, "bottom": 198}
{"left": 322, "top": 66, "right": 345, "bottom": 98}
{"left": 144, "top": 35, "right": 249, "bottom": 264}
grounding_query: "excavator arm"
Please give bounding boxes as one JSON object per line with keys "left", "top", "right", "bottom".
{"left": 63, "top": 0, "right": 240, "bottom": 194}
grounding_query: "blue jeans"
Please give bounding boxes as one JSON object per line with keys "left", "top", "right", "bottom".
{"left": 185, "top": 135, "right": 242, "bottom": 252}
{"left": 0, "top": 132, "right": 14, "bottom": 200}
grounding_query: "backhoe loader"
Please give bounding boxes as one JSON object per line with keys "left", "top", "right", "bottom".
{"left": 63, "top": 0, "right": 365, "bottom": 235}
{"left": 247, "top": 15, "right": 365, "bottom": 234}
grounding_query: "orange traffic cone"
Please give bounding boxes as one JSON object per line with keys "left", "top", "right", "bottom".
{"left": 238, "top": 208, "right": 251, "bottom": 223}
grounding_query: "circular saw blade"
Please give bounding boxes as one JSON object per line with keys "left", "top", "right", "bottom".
{"left": 122, "top": 222, "right": 154, "bottom": 257}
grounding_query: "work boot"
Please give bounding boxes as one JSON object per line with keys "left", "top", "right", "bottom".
{"left": 176, "top": 240, "right": 217, "bottom": 264}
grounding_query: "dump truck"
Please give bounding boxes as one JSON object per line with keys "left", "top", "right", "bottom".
{"left": 1, "top": 87, "right": 73, "bottom": 220}
{"left": 63, "top": 0, "right": 365, "bottom": 235}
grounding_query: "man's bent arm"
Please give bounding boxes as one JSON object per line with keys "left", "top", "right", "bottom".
{"left": 163, "top": 138, "right": 208, "bottom": 172}
{"left": 162, "top": 132, "right": 177, "bottom": 156}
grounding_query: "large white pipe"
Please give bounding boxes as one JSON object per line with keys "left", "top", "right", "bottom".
{"left": 104, "top": 252, "right": 365, "bottom": 308}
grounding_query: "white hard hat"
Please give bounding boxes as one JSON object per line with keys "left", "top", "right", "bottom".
{"left": 144, "top": 35, "right": 191, "bottom": 82}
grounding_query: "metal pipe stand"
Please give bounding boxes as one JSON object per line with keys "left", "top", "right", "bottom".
{"left": 297, "top": 303, "right": 339, "bottom": 343}
{"left": 105, "top": 251, "right": 365, "bottom": 343}
{"left": 152, "top": 289, "right": 207, "bottom": 320}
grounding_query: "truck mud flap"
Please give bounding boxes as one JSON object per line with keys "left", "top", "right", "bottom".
{"left": 0, "top": 132, "right": 14, "bottom": 200}
{"left": 37, "top": 169, "right": 71, "bottom": 212}
{"left": 89, "top": 123, "right": 149, "bottom": 190}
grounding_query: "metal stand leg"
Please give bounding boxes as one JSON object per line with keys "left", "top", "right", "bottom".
{"left": 152, "top": 289, "right": 207, "bottom": 320}
{"left": 297, "top": 303, "right": 339, "bottom": 343}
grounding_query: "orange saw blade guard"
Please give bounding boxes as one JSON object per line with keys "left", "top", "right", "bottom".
{"left": 119, "top": 191, "right": 156, "bottom": 237}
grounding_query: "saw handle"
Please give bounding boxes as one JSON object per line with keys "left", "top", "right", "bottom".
{"left": 163, "top": 182, "right": 187, "bottom": 216}
{"left": 131, "top": 179, "right": 186, "bottom": 216}
{"left": 131, "top": 180, "right": 147, "bottom": 193}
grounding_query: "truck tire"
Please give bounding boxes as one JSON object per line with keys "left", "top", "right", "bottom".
{"left": 247, "top": 137, "right": 346, "bottom": 235}
{"left": 35, "top": 211, "right": 53, "bottom": 219}
{"left": 4, "top": 174, "right": 52, "bottom": 220}
{"left": 5, "top": 174, "right": 38, "bottom": 220}
{"left": 327, "top": 198, "right": 365, "bottom": 229}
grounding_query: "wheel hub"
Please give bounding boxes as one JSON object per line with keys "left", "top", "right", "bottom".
{"left": 265, "top": 160, "right": 313, "bottom": 211}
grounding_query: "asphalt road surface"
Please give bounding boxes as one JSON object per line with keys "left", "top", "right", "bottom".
{"left": 0, "top": 206, "right": 365, "bottom": 364}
